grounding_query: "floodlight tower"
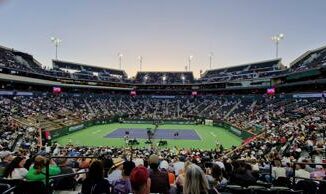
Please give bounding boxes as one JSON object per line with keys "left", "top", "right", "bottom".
{"left": 138, "top": 56, "right": 143, "bottom": 71}
{"left": 188, "top": 55, "right": 193, "bottom": 71}
{"left": 118, "top": 53, "right": 123, "bottom": 69}
{"left": 50, "top": 37, "right": 62, "bottom": 60}
{"left": 209, "top": 52, "right": 214, "bottom": 69}
{"left": 271, "top": 33, "right": 284, "bottom": 58}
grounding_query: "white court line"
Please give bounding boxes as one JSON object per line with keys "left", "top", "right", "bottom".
{"left": 92, "top": 129, "right": 102, "bottom": 134}
{"left": 210, "top": 132, "right": 216, "bottom": 137}
{"left": 194, "top": 129, "right": 203, "bottom": 141}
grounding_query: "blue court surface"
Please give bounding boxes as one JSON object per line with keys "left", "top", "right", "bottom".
{"left": 105, "top": 128, "right": 201, "bottom": 140}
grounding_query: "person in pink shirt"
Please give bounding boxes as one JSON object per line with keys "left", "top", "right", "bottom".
{"left": 310, "top": 165, "right": 325, "bottom": 180}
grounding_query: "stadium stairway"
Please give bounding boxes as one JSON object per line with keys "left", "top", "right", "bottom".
{"left": 224, "top": 100, "right": 241, "bottom": 119}
{"left": 198, "top": 100, "right": 218, "bottom": 117}
{"left": 82, "top": 98, "right": 95, "bottom": 115}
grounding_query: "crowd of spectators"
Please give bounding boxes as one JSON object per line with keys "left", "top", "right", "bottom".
{"left": 0, "top": 93, "right": 325, "bottom": 193}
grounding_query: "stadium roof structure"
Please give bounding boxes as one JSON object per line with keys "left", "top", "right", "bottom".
{"left": 201, "top": 58, "right": 282, "bottom": 78}
{"left": 0, "top": 44, "right": 44, "bottom": 69}
{"left": 52, "top": 59, "right": 128, "bottom": 78}
{"left": 289, "top": 45, "right": 326, "bottom": 68}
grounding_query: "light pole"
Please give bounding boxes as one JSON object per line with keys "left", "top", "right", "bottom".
{"left": 118, "top": 53, "right": 123, "bottom": 69}
{"left": 188, "top": 55, "right": 193, "bottom": 71}
{"left": 209, "top": 52, "right": 213, "bottom": 69}
{"left": 50, "top": 37, "right": 62, "bottom": 60}
{"left": 138, "top": 56, "right": 143, "bottom": 71}
{"left": 271, "top": 33, "right": 284, "bottom": 58}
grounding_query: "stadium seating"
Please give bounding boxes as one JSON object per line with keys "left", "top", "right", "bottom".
{"left": 0, "top": 43, "right": 325, "bottom": 194}
{"left": 200, "top": 59, "right": 285, "bottom": 83}
{"left": 134, "top": 71, "right": 195, "bottom": 84}
{"left": 290, "top": 46, "right": 326, "bottom": 72}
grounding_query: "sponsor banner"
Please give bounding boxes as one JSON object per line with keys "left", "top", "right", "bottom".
{"left": 151, "top": 95, "right": 176, "bottom": 99}
{"left": 243, "top": 135, "right": 257, "bottom": 145}
{"left": 230, "top": 126, "right": 242, "bottom": 136}
{"left": 293, "top": 93, "right": 323, "bottom": 98}
{"left": 68, "top": 124, "right": 85, "bottom": 132}
{"left": 16, "top": 92, "right": 33, "bottom": 96}
{"left": 52, "top": 132, "right": 61, "bottom": 138}
{"left": 0, "top": 91, "right": 14, "bottom": 95}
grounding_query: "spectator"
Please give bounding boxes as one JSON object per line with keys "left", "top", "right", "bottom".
{"left": 230, "top": 161, "right": 256, "bottom": 187}
{"left": 183, "top": 164, "right": 215, "bottom": 194}
{"left": 81, "top": 160, "right": 111, "bottom": 194}
{"left": 130, "top": 166, "right": 151, "bottom": 194}
{"left": 176, "top": 161, "right": 192, "bottom": 189}
{"left": 107, "top": 158, "right": 124, "bottom": 184}
{"left": 148, "top": 154, "right": 170, "bottom": 194}
{"left": 210, "top": 163, "right": 227, "bottom": 190}
{"left": 53, "top": 158, "right": 76, "bottom": 190}
{"left": 3, "top": 156, "right": 28, "bottom": 179}
{"left": 295, "top": 163, "right": 310, "bottom": 182}
{"left": 0, "top": 151, "right": 13, "bottom": 168}
{"left": 272, "top": 159, "right": 286, "bottom": 180}
{"left": 174, "top": 155, "right": 186, "bottom": 176}
{"left": 310, "top": 165, "right": 325, "bottom": 180}
{"left": 112, "top": 161, "right": 135, "bottom": 194}
{"left": 26, "top": 155, "right": 61, "bottom": 182}
{"left": 160, "top": 160, "right": 175, "bottom": 185}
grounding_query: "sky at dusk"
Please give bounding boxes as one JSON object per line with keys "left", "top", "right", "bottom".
{"left": 0, "top": 0, "right": 325, "bottom": 77}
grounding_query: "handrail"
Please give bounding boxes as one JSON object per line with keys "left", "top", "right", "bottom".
{"left": 293, "top": 176, "right": 326, "bottom": 183}
{"left": 45, "top": 156, "right": 100, "bottom": 190}
{"left": 2, "top": 186, "right": 16, "bottom": 194}
{"left": 292, "top": 162, "right": 326, "bottom": 186}
{"left": 50, "top": 156, "right": 99, "bottom": 159}
{"left": 49, "top": 171, "right": 88, "bottom": 179}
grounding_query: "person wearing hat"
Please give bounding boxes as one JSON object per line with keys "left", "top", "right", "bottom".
{"left": 148, "top": 154, "right": 170, "bottom": 194}
{"left": 107, "top": 158, "right": 124, "bottom": 184}
{"left": 130, "top": 166, "right": 151, "bottom": 194}
{"left": 159, "top": 160, "right": 175, "bottom": 186}
{"left": 112, "top": 161, "right": 135, "bottom": 194}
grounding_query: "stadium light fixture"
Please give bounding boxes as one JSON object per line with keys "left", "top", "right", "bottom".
{"left": 138, "top": 56, "right": 143, "bottom": 71}
{"left": 209, "top": 52, "right": 214, "bottom": 69}
{"left": 118, "top": 53, "right": 123, "bottom": 69}
{"left": 50, "top": 37, "right": 62, "bottom": 60}
{"left": 188, "top": 55, "right": 193, "bottom": 71}
{"left": 271, "top": 33, "right": 285, "bottom": 58}
{"left": 181, "top": 75, "right": 186, "bottom": 84}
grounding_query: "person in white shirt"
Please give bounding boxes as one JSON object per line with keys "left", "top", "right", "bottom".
{"left": 3, "top": 156, "right": 28, "bottom": 180}
{"left": 272, "top": 160, "right": 286, "bottom": 180}
{"left": 173, "top": 156, "right": 185, "bottom": 176}
{"left": 295, "top": 164, "right": 310, "bottom": 182}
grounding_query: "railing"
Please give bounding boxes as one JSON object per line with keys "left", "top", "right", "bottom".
{"left": 292, "top": 162, "right": 326, "bottom": 186}
{"left": 45, "top": 156, "right": 100, "bottom": 190}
